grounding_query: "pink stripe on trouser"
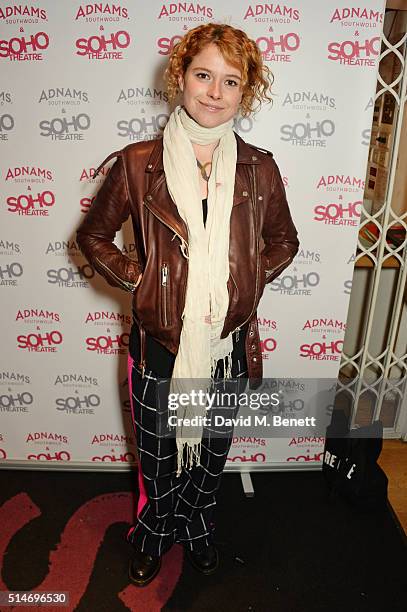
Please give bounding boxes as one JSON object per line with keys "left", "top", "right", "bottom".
{"left": 127, "top": 353, "right": 148, "bottom": 520}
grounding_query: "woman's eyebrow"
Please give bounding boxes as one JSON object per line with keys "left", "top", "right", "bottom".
{"left": 192, "top": 66, "right": 242, "bottom": 80}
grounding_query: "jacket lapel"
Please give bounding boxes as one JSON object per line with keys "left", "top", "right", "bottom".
{"left": 143, "top": 132, "right": 259, "bottom": 243}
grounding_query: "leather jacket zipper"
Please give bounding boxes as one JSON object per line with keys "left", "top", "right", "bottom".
{"left": 161, "top": 262, "right": 171, "bottom": 327}
{"left": 94, "top": 256, "right": 136, "bottom": 293}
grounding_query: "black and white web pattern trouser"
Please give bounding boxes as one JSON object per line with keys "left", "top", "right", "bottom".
{"left": 126, "top": 353, "right": 248, "bottom": 556}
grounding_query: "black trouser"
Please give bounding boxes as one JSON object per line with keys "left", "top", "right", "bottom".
{"left": 127, "top": 353, "right": 248, "bottom": 556}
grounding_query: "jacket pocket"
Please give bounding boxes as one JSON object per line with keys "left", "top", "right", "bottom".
{"left": 160, "top": 262, "right": 172, "bottom": 327}
{"left": 94, "top": 256, "right": 137, "bottom": 293}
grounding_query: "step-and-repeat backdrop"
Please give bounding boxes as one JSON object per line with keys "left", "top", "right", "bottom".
{"left": 1, "top": 1, "right": 384, "bottom": 468}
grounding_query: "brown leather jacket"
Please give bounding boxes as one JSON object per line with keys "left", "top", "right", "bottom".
{"left": 76, "top": 132, "right": 300, "bottom": 388}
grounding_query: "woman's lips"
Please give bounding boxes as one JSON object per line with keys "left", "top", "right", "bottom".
{"left": 199, "top": 101, "right": 224, "bottom": 112}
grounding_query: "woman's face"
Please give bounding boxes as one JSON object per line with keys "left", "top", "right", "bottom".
{"left": 178, "top": 43, "right": 243, "bottom": 128}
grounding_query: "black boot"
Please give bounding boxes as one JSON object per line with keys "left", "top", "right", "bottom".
{"left": 129, "top": 549, "right": 161, "bottom": 587}
{"left": 186, "top": 544, "right": 219, "bottom": 575}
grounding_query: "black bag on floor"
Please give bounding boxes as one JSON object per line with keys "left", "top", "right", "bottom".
{"left": 323, "top": 411, "right": 388, "bottom": 510}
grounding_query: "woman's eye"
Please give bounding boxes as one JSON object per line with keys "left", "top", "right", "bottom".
{"left": 196, "top": 72, "right": 210, "bottom": 79}
{"left": 226, "top": 79, "right": 238, "bottom": 87}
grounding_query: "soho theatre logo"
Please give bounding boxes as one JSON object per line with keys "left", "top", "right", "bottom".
{"left": 0, "top": 261, "right": 23, "bottom": 287}
{"left": 313, "top": 194, "right": 362, "bottom": 226}
{"left": 0, "top": 372, "right": 33, "bottom": 415}
{"left": 157, "top": 2, "right": 214, "bottom": 21}
{"left": 85, "top": 327, "right": 129, "bottom": 355}
{"left": 255, "top": 31, "right": 300, "bottom": 63}
{"left": 299, "top": 334, "right": 344, "bottom": 361}
{"left": 5, "top": 186, "right": 55, "bottom": 216}
{"left": 270, "top": 247, "right": 321, "bottom": 296}
{"left": 117, "top": 110, "right": 168, "bottom": 142}
{"left": 17, "top": 327, "right": 63, "bottom": 353}
{"left": 0, "top": 30, "right": 50, "bottom": 62}
{"left": 39, "top": 108, "right": 91, "bottom": 141}
{"left": 55, "top": 390, "right": 100, "bottom": 416}
{"left": 280, "top": 114, "right": 335, "bottom": 148}
{"left": 327, "top": 7, "right": 382, "bottom": 67}
{"left": 47, "top": 262, "right": 94, "bottom": 288}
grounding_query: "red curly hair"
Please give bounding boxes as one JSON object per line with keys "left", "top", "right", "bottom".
{"left": 164, "top": 23, "right": 273, "bottom": 117}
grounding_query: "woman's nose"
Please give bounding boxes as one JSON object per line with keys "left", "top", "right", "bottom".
{"left": 207, "top": 80, "right": 222, "bottom": 99}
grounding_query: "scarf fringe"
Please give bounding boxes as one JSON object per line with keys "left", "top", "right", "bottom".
{"left": 210, "top": 349, "right": 233, "bottom": 380}
{"left": 176, "top": 440, "right": 201, "bottom": 477}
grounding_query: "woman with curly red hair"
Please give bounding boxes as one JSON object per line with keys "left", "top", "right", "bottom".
{"left": 77, "top": 22, "right": 299, "bottom": 586}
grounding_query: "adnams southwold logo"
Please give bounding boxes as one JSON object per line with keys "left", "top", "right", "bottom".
{"left": 0, "top": 371, "right": 30, "bottom": 386}
{"left": 157, "top": 2, "right": 213, "bottom": 20}
{"left": 75, "top": 3, "right": 129, "bottom": 21}
{"left": 54, "top": 372, "right": 99, "bottom": 388}
{"left": 243, "top": 4, "right": 300, "bottom": 22}
{"left": 0, "top": 239, "right": 21, "bottom": 256}
{"left": 281, "top": 91, "right": 336, "bottom": 112}
{"left": 329, "top": 7, "right": 383, "bottom": 28}
{"left": 45, "top": 239, "right": 82, "bottom": 257}
{"left": 116, "top": 86, "right": 169, "bottom": 107}
{"left": 38, "top": 87, "right": 89, "bottom": 106}
{"left": 316, "top": 174, "right": 365, "bottom": 193}
{"left": 302, "top": 318, "right": 346, "bottom": 335}
{"left": 5, "top": 165, "right": 53, "bottom": 183}
{"left": 15, "top": 308, "right": 60, "bottom": 325}
{"left": 0, "top": 5, "right": 48, "bottom": 23}
{"left": 85, "top": 311, "right": 131, "bottom": 327}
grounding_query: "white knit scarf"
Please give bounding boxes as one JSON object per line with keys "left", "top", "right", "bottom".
{"left": 163, "top": 105, "right": 237, "bottom": 476}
